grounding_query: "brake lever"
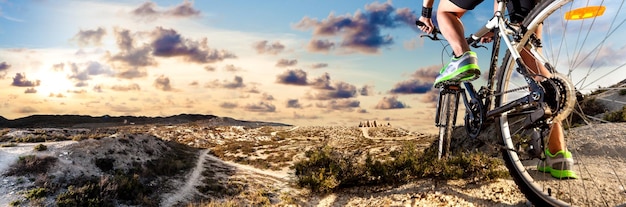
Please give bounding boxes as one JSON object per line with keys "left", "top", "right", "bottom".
{"left": 416, "top": 21, "right": 442, "bottom": 41}
{"left": 470, "top": 41, "right": 488, "bottom": 50}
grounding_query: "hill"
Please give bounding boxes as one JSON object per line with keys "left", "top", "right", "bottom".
{"left": 0, "top": 114, "right": 291, "bottom": 128}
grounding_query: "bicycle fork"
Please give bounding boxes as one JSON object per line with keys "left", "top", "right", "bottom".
{"left": 435, "top": 84, "right": 463, "bottom": 159}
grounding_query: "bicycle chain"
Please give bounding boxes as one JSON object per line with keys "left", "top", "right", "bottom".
{"left": 484, "top": 85, "right": 530, "bottom": 98}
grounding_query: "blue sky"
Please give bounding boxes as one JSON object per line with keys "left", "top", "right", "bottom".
{"left": 0, "top": 0, "right": 622, "bottom": 131}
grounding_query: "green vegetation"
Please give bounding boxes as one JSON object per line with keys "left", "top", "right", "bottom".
{"left": 1, "top": 142, "right": 17, "bottom": 147}
{"left": 4, "top": 155, "right": 57, "bottom": 176}
{"left": 25, "top": 188, "right": 49, "bottom": 200}
{"left": 34, "top": 143, "right": 47, "bottom": 151}
{"left": 619, "top": 89, "right": 626, "bottom": 96}
{"left": 604, "top": 106, "right": 626, "bottom": 122}
{"left": 9, "top": 200, "right": 21, "bottom": 206}
{"left": 293, "top": 142, "right": 507, "bottom": 193}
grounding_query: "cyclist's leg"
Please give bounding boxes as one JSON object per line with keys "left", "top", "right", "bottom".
{"left": 433, "top": 0, "right": 482, "bottom": 87}
{"left": 436, "top": 0, "right": 470, "bottom": 57}
{"left": 521, "top": 24, "right": 577, "bottom": 179}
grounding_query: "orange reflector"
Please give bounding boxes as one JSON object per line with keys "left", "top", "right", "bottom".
{"left": 565, "top": 6, "right": 606, "bottom": 20}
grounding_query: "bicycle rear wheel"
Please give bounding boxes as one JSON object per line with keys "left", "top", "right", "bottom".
{"left": 496, "top": 0, "right": 626, "bottom": 206}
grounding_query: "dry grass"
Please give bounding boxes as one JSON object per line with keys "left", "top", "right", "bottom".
{"left": 4, "top": 155, "right": 57, "bottom": 176}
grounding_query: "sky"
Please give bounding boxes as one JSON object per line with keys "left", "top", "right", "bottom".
{"left": 0, "top": 0, "right": 622, "bottom": 132}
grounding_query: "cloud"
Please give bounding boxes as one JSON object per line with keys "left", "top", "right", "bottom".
{"left": 375, "top": 96, "right": 407, "bottom": 109}
{"left": 294, "top": 1, "right": 417, "bottom": 54}
{"left": 276, "top": 59, "right": 298, "bottom": 67}
{"left": 286, "top": 99, "right": 302, "bottom": 108}
{"left": 0, "top": 61, "right": 10, "bottom": 71}
{"left": 52, "top": 63, "right": 65, "bottom": 72}
{"left": 107, "top": 103, "right": 141, "bottom": 113}
{"left": 151, "top": 27, "right": 237, "bottom": 63}
{"left": 307, "top": 39, "right": 335, "bottom": 53}
{"left": 16, "top": 106, "right": 37, "bottom": 114}
{"left": 167, "top": 0, "right": 201, "bottom": 17}
{"left": 219, "top": 102, "right": 238, "bottom": 109}
{"left": 93, "top": 85, "right": 103, "bottom": 93}
{"left": 68, "top": 61, "right": 115, "bottom": 82}
{"left": 390, "top": 65, "right": 440, "bottom": 94}
{"left": 308, "top": 81, "right": 358, "bottom": 100}
{"left": 204, "top": 66, "right": 216, "bottom": 72}
{"left": 223, "top": 76, "right": 245, "bottom": 89}
{"left": 310, "top": 72, "right": 333, "bottom": 89}
{"left": 108, "top": 28, "right": 155, "bottom": 78}
{"left": 24, "top": 88, "right": 37, "bottom": 94}
{"left": 359, "top": 85, "right": 374, "bottom": 96}
{"left": 421, "top": 89, "right": 439, "bottom": 104}
{"left": 311, "top": 63, "right": 329, "bottom": 69}
{"left": 276, "top": 69, "right": 308, "bottom": 85}
{"left": 261, "top": 93, "right": 275, "bottom": 101}
{"left": 49, "top": 93, "right": 66, "bottom": 98}
{"left": 132, "top": 0, "right": 200, "bottom": 19}
{"left": 72, "top": 27, "right": 106, "bottom": 47}
{"left": 132, "top": 2, "right": 159, "bottom": 17}
{"left": 154, "top": 75, "right": 173, "bottom": 91}
{"left": 224, "top": 64, "right": 242, "bottom": 72}
{"left": 244, "top": 101, "right": 276, "bottom": 113}
{"left": 116, "top": 68, "right": 148, "bottom": 79}
{"left": 12, "top": 73, "right": 40, "bottom": 87}
{"left": 253, "top": 40, "right": 285, "bottom": 55}
{"left": 316, "top": 99, "right": 360, "bottom": 111}
{"left": 111, "top": 83, "right": 141, "bottom": 91}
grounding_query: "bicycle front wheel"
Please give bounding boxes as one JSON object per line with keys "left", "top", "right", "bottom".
{"left": 436, "top": 87, "right": 460, "bottom": 159}
{"left": 496, "top": 0, "right": 626, "bottom": 206}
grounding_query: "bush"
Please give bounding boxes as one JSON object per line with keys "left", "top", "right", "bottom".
{"left": 34, "top": 144, "right": 47, "bottom": 151}
{"left": 1, "top": 143, "right": 17, "bottom": 147}
{"left": 604, "top": 106, "right": 626, "bottom": 122}
{"left": 4, "top": 155, "right": 57, "bottom": 176}
{"left": 55, "top": 174, "right": 154, "bottom": 207}
{"left": 25, "top": 188, "right": 49, "bottom": 200}
{"left": 292, "top": 142, "right": 508, "bottom": 193}
{"left": 619, "top": 89, "right": 626, "bottom": 96}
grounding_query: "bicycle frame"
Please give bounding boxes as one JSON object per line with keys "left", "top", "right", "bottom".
{"left": 434, "top": 0, "right": 553, "bottom": 138}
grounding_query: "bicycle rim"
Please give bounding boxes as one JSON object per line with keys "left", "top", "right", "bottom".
{"left": 497, "top": 0, "right": 626, "bottom": 206}
{"left": 437, "top": 92, "right": 456, "bottom": 159}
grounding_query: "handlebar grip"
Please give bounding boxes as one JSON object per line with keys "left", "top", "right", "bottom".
{"left": 416, "top": 20, "right": 440, "bottom": 34}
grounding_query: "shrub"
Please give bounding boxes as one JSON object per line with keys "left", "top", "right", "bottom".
{"left": 4, "top": 155, "right": 57, "bottom": 176}
{"left": 293, "top": 141, "right": 508, "bottom": 193}
{"left": 34, "top": 144, "right": 47, "bottom": 151}
{"left": 1, "top": 143, "right": 18, "bottom": 147}
{"left": 25, "top": 188, "right": 49, "bottom": 200}
{"left": 9, "top": 200, "right": 21, "bottom": 206}
{"left": 619, "top": 89, "right": 626, "bottom": 96}
{"left": 55, "top": 174, "right": 154, "bottom": 207}
{"left": 292, "top": 145, "right": 364, "bottom": 193}
{"left": 604, "top": 106, "right": 626, "bottom": 122}
{"left": 56, "top": 184, "right": 111, "bottom": 207}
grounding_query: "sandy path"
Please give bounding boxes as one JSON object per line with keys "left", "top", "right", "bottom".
{"left": 161, "top": 149, "right": 209, "bottom": 207}
{"left": 205, "top": 153, "right": 290, "bottom": 181}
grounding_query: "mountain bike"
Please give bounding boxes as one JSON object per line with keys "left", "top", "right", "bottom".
{"left": 420, "top": 0, "right": 626, "bottom": 206}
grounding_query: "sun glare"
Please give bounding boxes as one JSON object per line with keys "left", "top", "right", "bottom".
{"left": 32, "top": 70, "right": 75, "bottom": 98}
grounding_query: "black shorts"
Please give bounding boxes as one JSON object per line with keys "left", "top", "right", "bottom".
{"left": 449, "top": 0, "right": 539, "bottom": 23}
{"left": 507, "top": 0, "right": 539, "bottom": 23}
{"left": 450, "top": 0, "right": 485, "bottom": 10}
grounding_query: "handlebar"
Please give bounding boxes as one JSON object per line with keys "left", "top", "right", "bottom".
{"left": 416, "top": 20, "right": 488, "bottom": 50}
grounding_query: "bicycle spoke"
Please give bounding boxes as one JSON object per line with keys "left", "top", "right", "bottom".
{"left": 496, "top": 0, "right": 626, "bottom": 206}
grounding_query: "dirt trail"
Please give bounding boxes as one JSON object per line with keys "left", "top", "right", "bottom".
{"left": 161, "top": 149, "right": 210, "bottom": 207}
